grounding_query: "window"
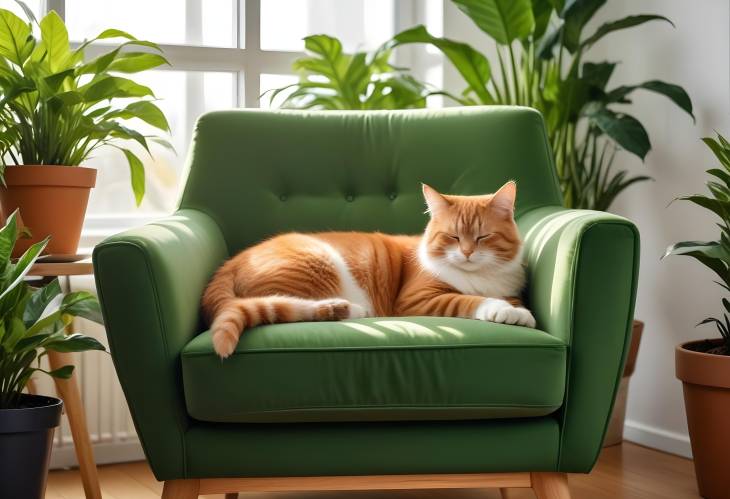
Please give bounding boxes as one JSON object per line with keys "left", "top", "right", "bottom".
{"left": 7, "top": 1, "right": 442, "bottom": 242}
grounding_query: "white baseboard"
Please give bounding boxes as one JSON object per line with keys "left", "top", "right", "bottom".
{"left": 624, "top": 419, "right": 693, "bottom": 459}
{"left": 49, "top": 440, "right": 146, "bottom": 470}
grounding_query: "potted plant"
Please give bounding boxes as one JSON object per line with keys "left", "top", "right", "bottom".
{"left": 0, "top": 5, "right": 171, "bottom": 256}
{"left": 0, "top": 210, "right": 105, "bottom": 499}
{"left": 264, "top": 34, "right": 435, "bottom": 109}
{"left": 665, "top": 133, "right": 730, "bottom": 499}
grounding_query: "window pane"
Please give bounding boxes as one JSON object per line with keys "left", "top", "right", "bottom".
{"left": 259, "top": 74, "right": 298, "bottom": 108}
{"left": 261, "top": 0, "right": 395, "bottom": 52}
{"left": 85, "top": 71, "right": 236, "bottom": 216}
{"left": 66, "top": 0, "right": 238, "bottom": 48}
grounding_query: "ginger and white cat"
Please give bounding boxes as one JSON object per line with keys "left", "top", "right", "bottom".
{"left": 202, "top": 182, "right": 536, "bottom": 358}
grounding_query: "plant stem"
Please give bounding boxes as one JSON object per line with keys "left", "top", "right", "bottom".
{"left": 496, "top": 47, "right": 512, "bottom": 104}
{"left": 507, "top": 41, "right": 522, "bottom": 105}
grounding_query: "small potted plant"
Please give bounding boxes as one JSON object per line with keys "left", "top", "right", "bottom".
{"left": 0, "top": 5, "right": 171, "bottom": 256}
{"left": 665, "top": 133, "right": 730, "bottom": 499}
{"left": 0, "top": 210, "right": 106, "bottom": 499}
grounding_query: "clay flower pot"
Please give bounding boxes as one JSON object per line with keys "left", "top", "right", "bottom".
{"left": 0, "top": 165, "right": 96, "bottom": 257}
{"left": 676, "top": 339, "right": 730, "bottom": 499}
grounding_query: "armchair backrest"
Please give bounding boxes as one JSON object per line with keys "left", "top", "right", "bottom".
{"left": 179, "top": 107, "right": 562, "bottom": 253}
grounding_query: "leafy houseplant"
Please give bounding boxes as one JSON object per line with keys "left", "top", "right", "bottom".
{"left": 0, "top": 210, "right": 105, "bottom": 499}
{"left": 265, "top": 34, "right": 432, "bottom": 110}
{"left": 0, "top": 5, "right": 171, "bottom": 256}
{"left": 667, "top": 134, "right": 730, "bottom": 498}
{"left": 392, "top": 0, "right": 694, "bottom": 211}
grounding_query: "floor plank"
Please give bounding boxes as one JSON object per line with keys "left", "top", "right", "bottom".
{"left": 46, "top": 442, "right": 699, "bottom": 499}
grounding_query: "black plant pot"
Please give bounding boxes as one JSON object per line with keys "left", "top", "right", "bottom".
{"left": 0, "top": 394, "right": 62, "bottom": 499}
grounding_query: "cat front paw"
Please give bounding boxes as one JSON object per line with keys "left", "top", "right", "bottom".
{"left": 475, "top": 298, "right": 536, "bottom": 328}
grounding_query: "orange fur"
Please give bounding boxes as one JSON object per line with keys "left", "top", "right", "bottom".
{"left": 202, "top": 182, "right": 534, "bottom": 358}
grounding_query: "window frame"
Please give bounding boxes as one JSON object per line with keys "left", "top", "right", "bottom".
{"left": 40, "top": 0, "right": 439, "bottom": 247}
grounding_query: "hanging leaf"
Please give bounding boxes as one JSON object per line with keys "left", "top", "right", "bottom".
{"left": 582, "top": 15, "right": 673, "bottom": 48}
{"left": 393, "top": 26, "right": 493, "bottom": 104}
{"left": 606, "top": 80, "right": 694, "bottom": 120}
{"left": 585, "top": 106, "right": 651, "bottom": 160}
{"left": 452, "top": 0, "right": 535, "bottom": 44}
{"left": 561, "top": 0, "right": 607, "bottom": 52}
{"left": 122, "top": 149, "right": 145, "bottom": 206}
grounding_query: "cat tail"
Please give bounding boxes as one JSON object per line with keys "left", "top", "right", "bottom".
{"left": 201, "top": 265, "right": 238, "bottom": 324}
{"left": 210, "top": 296, "right": 354, "bottom": 359}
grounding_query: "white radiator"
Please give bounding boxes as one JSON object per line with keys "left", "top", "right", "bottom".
{"left": 42, "top": 276, "right": 145, "bottom": 470}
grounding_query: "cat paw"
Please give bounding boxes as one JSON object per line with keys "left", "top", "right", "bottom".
{"left": 348, "top": 302, "right": 368, "bottom": 319}
{"left": 212, "top": 328, "right": 239, "bottom": 359}
{"left": 475, "top": 298, "right": 536, "bottom": 328}
{"left": 313, "top": 298, "right": 352, "bottom": 321}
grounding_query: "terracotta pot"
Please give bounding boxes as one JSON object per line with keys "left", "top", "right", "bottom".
{"left": 603, "top": 319, "right": 644, "bottom": 447}
{"left": 0, "top": 166, "right": 96, "bottom": 257}
{"left": 676, "top": 338, "right": 730, "bottom": 499}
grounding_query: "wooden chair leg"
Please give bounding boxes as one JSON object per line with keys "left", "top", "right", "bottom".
{"left": 161, "top": 479, "right": 200, "bottom": 499}
{"left": 225, "top": 494, "right": 239, "bottom": 499}
{"left": 531, "top": 472, "right": 571, "bottom": 499}
{"left": 48, "top": 350, "right": 102, "bottom": 499}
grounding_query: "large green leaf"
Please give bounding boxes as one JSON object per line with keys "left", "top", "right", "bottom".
{"left": 0, "top": 8, "right": 31, "bottom": 64}
{"left": 80, "top": 76, "right": 154, "bottom": 102}
{"left": 392, "top": 26, "right": 493, "bottom": 104}
{"left": 61, "top": 291, "right": 104, "bottom": 324}
{"left": 678, "top": 195, "right": 730, "bottom": 222}
{"left": 0, "top": 237, "right": 48, "bottom": 302}
{"left": 23, "top": 278, "right": 61, "bottom": 328}
{"left": 561, "top": 0, "right": 606, "bottom": 52}
{"left": 106, "top": 101, "right": 170, "bottom": 131}
{"left": 107, "top": 52, "right": 169, "bottom": 73}
{"left": 0, "top": 209, "right": 18, "bottom": 264}
{"left": 531, "top": 0, "right": 555, "bottom": 39}
{"left": 607, "top": 80, "right": 694, "bottom": 120}
{"left": 453, "top": 0, "right": 535, "bottom": 44}
{"left": 582, "top": 61, "right": 615, "bottom": 91}
{"left": 665, "top": 240, "right": 730, "bottom": 286}
{"left": 44, "top": 333, "right": 105, "bottom": 353}
{"left": 586, "top": 106, "right": 650, "bottom": 160}
{"left": 703, "top": 137, "right": 730, "bottom": 169}
{"left": 582, "top": 15, "right": 673, "bottom": 48}
{"left": 122, "top": 149, "right": 145, "bottom": 206}
{"left": 39, "top": 10, "right": 70, "bottom": 72}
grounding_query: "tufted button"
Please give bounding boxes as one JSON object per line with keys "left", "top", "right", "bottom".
{"left": 345, "top": 194, "right": 355, "bottom": 202}
{"left": 279, "top": 194, "right": 288, "bottom": 202}
{"left": 388, "top": 192, "right": 398, "bottom": 201}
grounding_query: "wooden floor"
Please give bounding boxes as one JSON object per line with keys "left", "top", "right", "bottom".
{"left": 46, "top": 442, "right": 699, "bottom": 499}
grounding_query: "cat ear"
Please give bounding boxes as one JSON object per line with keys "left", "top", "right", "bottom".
{"left": 491, "top": 181, "right": 517, "bottom": 217}
{"left": 422, "top": 183, "right": 451, "bottom": 216}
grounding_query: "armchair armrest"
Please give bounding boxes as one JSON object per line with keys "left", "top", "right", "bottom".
{"left": 93, "top": 208, "right": 228, "bottom": 480}
{"left": 518, "top": 206, "right": 640, "bottom": 472}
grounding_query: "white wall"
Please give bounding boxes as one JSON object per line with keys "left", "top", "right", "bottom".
{"left": 442, "top": 0, "right": 730, "bottom": 458}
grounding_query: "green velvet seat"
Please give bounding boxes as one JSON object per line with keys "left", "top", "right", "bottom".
{"left": 182, "top": 318, "right": 567, "bottom": 423}
{"left": 93, "top": 107, "right": 639, "bottom": 483}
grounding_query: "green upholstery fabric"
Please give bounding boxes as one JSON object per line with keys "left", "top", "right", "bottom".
{"left": 180, "top": 107, "right": 562, "bottom": 253}
{"left": 185, "top": 418, "right": 560, "bottom": 478}
{"left": 93, "top": 107, "right": 639, "bottom": 481}
{"left": 182, "top": 318, "right": 567, "bottom": 423}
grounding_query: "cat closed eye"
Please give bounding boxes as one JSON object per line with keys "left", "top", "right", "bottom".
{"left": 477, "top": 234, "right": 494, "bottom": 241}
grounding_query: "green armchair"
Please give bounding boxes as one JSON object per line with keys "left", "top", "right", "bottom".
{"left": 93, "top": 107, "right": 639, "bottom": 499}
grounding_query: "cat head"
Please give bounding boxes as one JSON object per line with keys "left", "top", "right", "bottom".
{"left": 420, "top": 182, "right": 522, "bottom": 272}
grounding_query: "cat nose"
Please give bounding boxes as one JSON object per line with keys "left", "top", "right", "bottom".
{"left": 461, "top": 247, "right": 474, "bottom": 258}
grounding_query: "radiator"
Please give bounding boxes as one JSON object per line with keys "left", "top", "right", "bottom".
{"left": 42, "top": 276, "right": 145, "bottom": 470}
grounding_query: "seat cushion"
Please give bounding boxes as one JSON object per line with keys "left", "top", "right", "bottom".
{"left": 181, "top": 317, "right": 567, "bottom": 423}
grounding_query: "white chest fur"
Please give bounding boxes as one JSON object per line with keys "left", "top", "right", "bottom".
{"left": 417, "top": 242, "right": 526, "bottom": 298}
